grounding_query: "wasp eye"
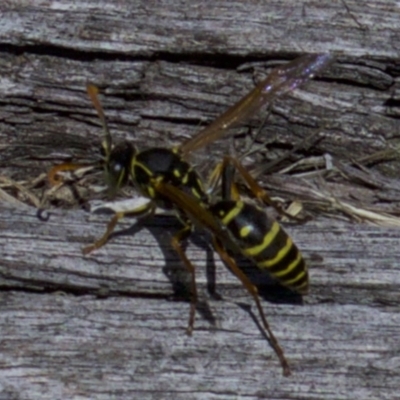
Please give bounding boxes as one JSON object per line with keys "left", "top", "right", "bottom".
{"left": 112, "top": 163, "right": 122, "bottom": 173}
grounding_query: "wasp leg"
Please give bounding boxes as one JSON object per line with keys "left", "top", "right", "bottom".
{"left": 207, "top": 160, "right": 241, "bottom": 202}
{"left": 82, "top": 202, "right": 155, "bottom": 255}
{"left": 207, "top": 162, "right": 224, "bottom": 194}
{"left": 212, "top": 236, "right": 291, "bottom": 377}
{"left": 221, "top": 156, "right": 305, "bottom": 222}
{"left": 170, "top": 224, "right": 198, "bottom": 336}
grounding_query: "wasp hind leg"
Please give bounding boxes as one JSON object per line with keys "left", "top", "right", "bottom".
{"left": 170, "top": 223, "right": 200, "bottom": 336}
{"left": 212, "top": 236, "right": 291, "bottom": 377}
{"left": 82, "top": 202, "right": 155, "bottom": 255}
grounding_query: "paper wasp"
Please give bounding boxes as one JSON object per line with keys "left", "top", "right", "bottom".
{"left": 49, "top": 53, "right": 332, "bottom": 376}
{"left": 154, "top": 153, "right": 308, "bottom": 377}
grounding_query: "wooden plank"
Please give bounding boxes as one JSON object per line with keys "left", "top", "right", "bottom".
{"left": 1, "top": 1, "right": 400, "bottom": 399}
{"left": 1, "top": 203, "right": 400, "bottom": 304}
{"left": 0, "top": 290, "right": 399, "bottom": 400}
{"left": 1, "top": 203, "right": 400, "bottom": 399}
{"left": 0, "top": 1, "right": 399, "bottom": 182}
{"left": 0, "top": 0, "right": 397, "bottom": 58}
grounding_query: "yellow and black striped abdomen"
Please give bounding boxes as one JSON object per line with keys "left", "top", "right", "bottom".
{"left": 210, "top": 200, "right": 308, "bottom": 294}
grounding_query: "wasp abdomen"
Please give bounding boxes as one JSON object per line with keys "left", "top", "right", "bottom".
{"left": 210, "top": 200, "right": 308, "bottom": 294}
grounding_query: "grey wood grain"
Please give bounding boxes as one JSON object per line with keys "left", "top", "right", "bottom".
{"left": 1, "top": 0, "right": 400, "bottom": 399}
{"left": 1, "top": 1, "right": 399, "bottom": 181}
{"left": 1, "top": 203, "right": 400, "bottom": 399}
{"left": 1, "top": 291, "right": 399, "bottom": 400}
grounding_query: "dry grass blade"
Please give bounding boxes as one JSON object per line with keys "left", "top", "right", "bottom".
{"left": 0, "top": 175, "right": 43, "bottom": 208}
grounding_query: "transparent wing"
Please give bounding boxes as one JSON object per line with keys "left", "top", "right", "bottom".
{"left": 179, "top": 53, "right": 333, "bottom": 156}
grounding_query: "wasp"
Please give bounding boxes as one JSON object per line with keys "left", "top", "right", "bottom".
{"left": 49, "top": 53, "right": 333, "bottom": 376}
{"left": 155, "top": 154, "right": 308, "bottom": 377}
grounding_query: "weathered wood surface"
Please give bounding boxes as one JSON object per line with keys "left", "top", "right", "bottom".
{"left": 1, "top": 203, "right": 400, "bottom": 400}
{"left": 1, "top": 1, "right": 400, "bottom": 399}
{"left": 1, "top": 0, "right": 400, "bottom": 182}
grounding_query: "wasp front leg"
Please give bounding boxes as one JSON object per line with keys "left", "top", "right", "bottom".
{"left": 82, "top": 202, "right": 156, "bottom": 255}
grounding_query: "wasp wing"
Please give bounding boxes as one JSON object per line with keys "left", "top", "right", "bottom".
{"left": 179, "top": 53, "right": 333, "bottom": 156}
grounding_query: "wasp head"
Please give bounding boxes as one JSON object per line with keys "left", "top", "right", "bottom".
{"left": 103, "top": 141, "right": 136, "bottom": 196}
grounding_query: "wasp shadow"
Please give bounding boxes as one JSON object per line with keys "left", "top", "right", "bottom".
{"left": 98, "top": 210, "right": 220, "bottom": 329}
{"left": 94, "top": 207, "right": 303, "bottom": 335}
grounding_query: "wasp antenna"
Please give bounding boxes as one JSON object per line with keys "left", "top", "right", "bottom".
{"left": 86, "top": 84, "right": 112, "bottom": 156}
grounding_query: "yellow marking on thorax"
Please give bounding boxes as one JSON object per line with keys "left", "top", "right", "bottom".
{"left": 239, "top": 225, "right": 253, "bottom": 238}
{"left": 173, "top": 169, "right": 181, "bottom": 178}
{"left": 147, "top": 186, "right": 156, "bottom": 198}
{"left": 130, "top": 156, "right": 137, "bottom": 179}
{"left": 134, "top": 160, "right": 153, "bottom": 177}
{"left": 182, "top": 173, "right": 189, "bottom": 184}
{"left": 243, "top": 221, "right": 280, "bottom": 257}
{"left": 191, "top": 187, "right": 202, "bottom": 199}
{"left": 221, "top": 201, "right": 244, "bottom": 226}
